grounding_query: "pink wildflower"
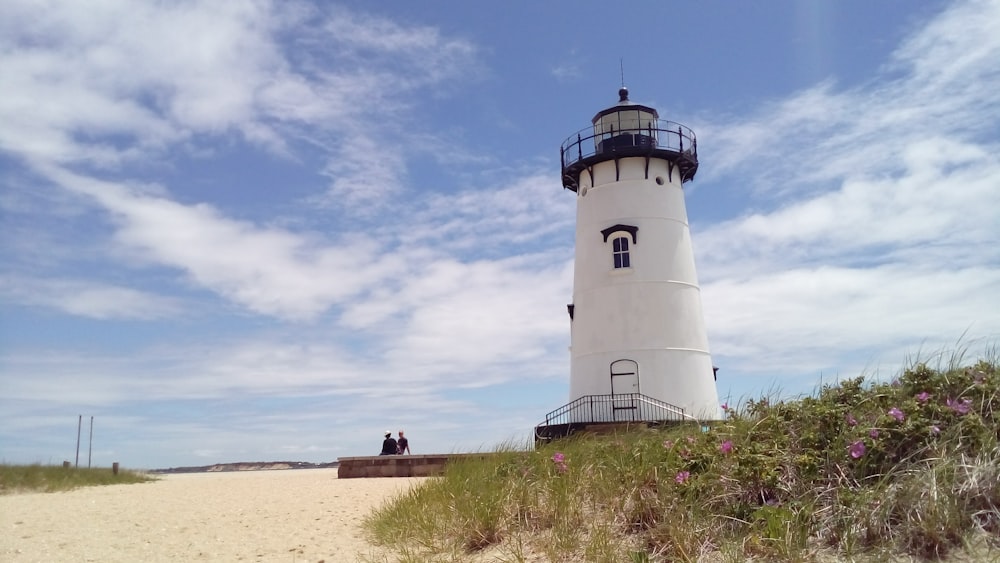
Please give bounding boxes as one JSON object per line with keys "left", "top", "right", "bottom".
{"left": 551, "top": 452, "right": 565, "bottom": 463}
{"left": 556, "top": 462, "right": 568, "bottom": 474}
{"left": 849, "top": 441, "right": 866, "bottom": 459}
{"left": 888, "top": 407, "right": 905, "bottom": 422}
{"left": 869, "top": 428, "right": 880, "bottom": 439}
{"left": 845, "top": 413, "right": 858, "bottom": 426}
{"left": 675, "top": 471, "right": 690, "bottom": 484}
{"left": 720, "top": 402, "right": 728, "bottom": 411}
{"left": 686, "top": 436, "right": 696, "bottom": 444}
{"left": 947, "top": 398, "right": 971, "bottom": 415}
{"left": 720, "top": 440, "right": 733, "bottom": 454}
{"left": 662, "top": 440, "right": 673, "bottom": 449}
{"left": 916, "top": 391, "right": 930, "bottom": 403}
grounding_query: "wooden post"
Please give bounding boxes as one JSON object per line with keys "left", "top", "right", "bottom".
{"left": 63, "top": 461, "right": 71, "bottom": 469}
{"left": 112, "top": 462, "right": 119, "bottom": 475}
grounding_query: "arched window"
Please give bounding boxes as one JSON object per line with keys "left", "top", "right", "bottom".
{"left": 601, "top": 224, "right": 638, "bottom": 271}
{"left": 612, "top": 237, "right": 630, "bottom": 269}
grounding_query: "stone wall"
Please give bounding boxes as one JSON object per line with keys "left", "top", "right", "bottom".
{"left": 336, "top": 453, "right": 492, "bottom": 478}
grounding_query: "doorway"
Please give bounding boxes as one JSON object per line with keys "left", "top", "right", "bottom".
{"left": 610, "top": 359, "right": 639, "bottom": 421}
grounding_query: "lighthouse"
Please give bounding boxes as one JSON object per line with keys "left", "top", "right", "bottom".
{"left": 538, "top": 88, "right": 719, "bottom": 438}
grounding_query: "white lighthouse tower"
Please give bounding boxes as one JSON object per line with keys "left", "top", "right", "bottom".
{"left": 539, "top": 88, "right": 719, "bottom": 437}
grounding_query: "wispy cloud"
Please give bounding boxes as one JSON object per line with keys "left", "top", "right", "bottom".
{"left": 0, "top": 275, "right": 182, "bottom": 320}
{"left": 701, "top": 2, "right": 1000, "bottom": 194}
{"left": 695, "top": 0, "right": 1000, "bottom": 379}
{"left": 0, "top": 0, "right": 477, "bottom": 203}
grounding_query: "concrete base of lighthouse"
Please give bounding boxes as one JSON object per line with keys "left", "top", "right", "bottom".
{"left": 533, "top": 391, "right": 706, "bottom": 444}
{"left": 533, "top": 402, "right": 706, "bottom": 445}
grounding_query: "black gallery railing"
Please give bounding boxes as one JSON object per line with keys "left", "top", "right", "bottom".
{"left": 538, "top": 393, "right": 691, "bottom": 428}
{"left": 560, "top": 121, "right": 698, "bottom": 172}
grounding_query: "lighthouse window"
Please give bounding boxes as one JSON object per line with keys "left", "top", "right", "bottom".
{"left": 612, "top": 237, "right": 631, "bottom": 269}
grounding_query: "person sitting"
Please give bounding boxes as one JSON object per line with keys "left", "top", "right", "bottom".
{"left": 379, "top": 431, "right": 397, "bottom": 455}
{"left": 396, "top": 430, "right": 410, "bottom": 455}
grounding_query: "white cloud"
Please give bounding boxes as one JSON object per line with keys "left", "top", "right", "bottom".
{"left": 37, "top": 166, "right": 410, "bottom": 321}
{"left": 0, "top": 275, "right": 182, "bottom": 320}
{"left": 0, "top": 0, "right": 477, "bottom": 208}
{"left": 704, "top": 265, "right": 999, "bottom": 372}
{"left": 0, "top": 0, "right": 285, "bottom": 165}
{"left": 698, "top": 137, "right": 999, "bottom": 278}
{"left": 694, "top": 0, "right": 1000, "bottom": 381}
{"left": 700, "top": 1, "right": 1000, "bottom": 198}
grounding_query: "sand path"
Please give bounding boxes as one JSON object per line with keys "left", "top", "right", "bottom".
{"left": 1, "top": 469, "right": 425, "bottom": 562}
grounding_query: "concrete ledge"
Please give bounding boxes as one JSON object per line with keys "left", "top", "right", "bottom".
{"left": 336, "top": 453, "right": 492, "bottom": 478}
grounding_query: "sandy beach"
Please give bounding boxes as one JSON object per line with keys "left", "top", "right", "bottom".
{"left": 0, "top": 469, "right": 426, "bottom": 562}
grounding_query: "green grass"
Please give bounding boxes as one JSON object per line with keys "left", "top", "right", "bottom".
{"left": 365, "top": 351, "right": 1000, "bottom": 562}
{"left": 0, "top": 463, "right": 156, "bottom": 494}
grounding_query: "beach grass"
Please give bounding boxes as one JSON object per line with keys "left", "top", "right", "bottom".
{"left": 0, "top": 463, "right": 156, "bottom": 494}
{"left": 365, "top": 349, "right": 999, "bottom": 562}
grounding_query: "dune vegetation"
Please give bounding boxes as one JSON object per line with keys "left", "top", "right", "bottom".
{"left": 365, "top": 351, "right": 999, "bottom": 562}
{"left": 0, "top": 464, "right": 155, "bottom": 494}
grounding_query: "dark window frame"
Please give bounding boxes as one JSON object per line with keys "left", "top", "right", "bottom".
{"left": 601, "top": 224, "right": 638, "bottom": 270}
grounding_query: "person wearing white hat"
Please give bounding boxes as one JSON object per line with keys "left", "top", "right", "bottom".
{"left": 379, "top": 430, "right": 398, "bottom": 456}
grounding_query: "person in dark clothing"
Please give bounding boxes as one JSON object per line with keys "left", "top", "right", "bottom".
{"left": 396, "top": 430, "right": 410, "bottom": 455}
{"left": 379, "top": 431, "right": 397, "bottom": 455}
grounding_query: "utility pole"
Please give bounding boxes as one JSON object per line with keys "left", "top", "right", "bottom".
{"left": 88, "top": 416, "right": 94, "bottom": 468}
{"left": 75, "top": 415, "right": 82, "bottom": 468}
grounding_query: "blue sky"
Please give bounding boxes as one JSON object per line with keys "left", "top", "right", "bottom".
{"left": 1, "top": 0, "right": 998, "bottom": 469}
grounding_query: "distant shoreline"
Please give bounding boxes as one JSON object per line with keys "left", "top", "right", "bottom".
{"left": 150, "top": 460, "right": 339, "bottom": 474}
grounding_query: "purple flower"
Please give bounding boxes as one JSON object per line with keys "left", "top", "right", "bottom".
{"left": 675, "top": 471, "right": 690, "bottom": 484}
{"left": 551, "top": 452, "right": 565, "bottom": 463}
{"left": 720, "top": 402, "right": 728, "bottom": 411}
{"left": 916, "top": 391, "right": 930, "bottom": 403}
{"left": 555, "top": 462, "right": 568, "bottom": 474}
{"left": 869, "top": 428, "right": 880, "bottom": 439}
{"left": 891, "top": 379, "right": 901, "bottom": 388}
{"left": 946, "top": 398, "right": 972, "bottom": 415}
{"left": 888, "top": 407, "right": 905, "bottom": 422}
{"left": 719, "top": 440, "right": 733, "bottom": 454}
{"left": 845, "top": 413, "right": 858, "bottom": 426}
{"left": 686, "top": 436, "right": 696, "bottom": 444}
{"left": 849, "top": 441, "right": 866, "bottom": 459}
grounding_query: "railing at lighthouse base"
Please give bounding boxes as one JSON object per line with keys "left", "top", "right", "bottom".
{"left": 534, "top": 393, "right": 698, "bottom": 445}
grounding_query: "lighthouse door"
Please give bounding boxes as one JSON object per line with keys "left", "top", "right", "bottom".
{"left": 610, "top": 360, "right": 639, "bottom": 421}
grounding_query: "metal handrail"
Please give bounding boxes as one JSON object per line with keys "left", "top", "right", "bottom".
{"left": 537, "top": 393, "right": 693, "bottom": 428}
{"left": 560, "top": 121, "right": 698, "bottom": 170}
